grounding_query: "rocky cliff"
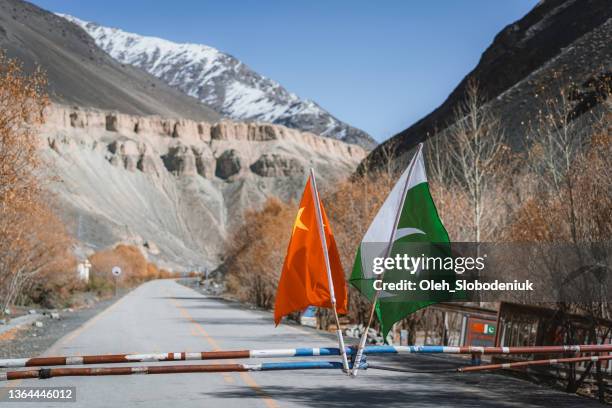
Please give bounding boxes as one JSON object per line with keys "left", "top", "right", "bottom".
{"left": 362, "top": 0, "right": 612, "bottom": 171}
{"left": 42, "top": 105, "right": 365, "bottom": 270}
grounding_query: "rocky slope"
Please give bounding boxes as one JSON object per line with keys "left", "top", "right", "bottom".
{"left": 41, "top": 105, "right": 365, "bottom": 270}
{"left": 0, "top": 0, "right": 219, "bottom": 121}
{"left": 60, "top": 14, "right": 376, "bottom": 149}
{"left": 362, "top": 0, "right": 612, "bottom": 170}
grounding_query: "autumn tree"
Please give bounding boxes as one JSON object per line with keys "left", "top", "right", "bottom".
{"left": 447, "top": 79, "right": 510, "bottom": 242}
{"left": 424, "top": 130, "right": 473, "bottom": 241}
{"left": 223, "top": 198, "right": 295, "bottom": 309}
{"left": 508, "top": 77, "right": 611, "bottom": 398}
{"left": 0, "top": 52, "right": 73, "bottom": 315}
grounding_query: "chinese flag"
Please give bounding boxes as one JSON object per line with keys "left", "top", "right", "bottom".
{"left": 273, "top": 176, "right": 347, "bottom": 325}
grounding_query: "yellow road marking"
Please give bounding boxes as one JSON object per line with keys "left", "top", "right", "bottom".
{"left": 2, "top": 284, "right": 280, "bottom": 407}
{"left": 46, "top": 293, "right": 130, "bottom": 356}
{"left": 168, "top": 290, "right": 280, "bottom": 408}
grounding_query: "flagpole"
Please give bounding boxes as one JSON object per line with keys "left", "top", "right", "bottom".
{"left": 351, "top": 143, "right": 424, "bottom": 376}
{"left": 309, "top": 168, "right": 350, "bottom": 373}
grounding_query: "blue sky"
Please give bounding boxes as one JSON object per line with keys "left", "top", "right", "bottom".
{"left": 32, "top": 0, "right": 537, "bottom": 142}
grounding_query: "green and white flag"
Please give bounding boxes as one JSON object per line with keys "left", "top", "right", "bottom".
{"left": 350, "top": 144, "right": 455, "bottom": 339}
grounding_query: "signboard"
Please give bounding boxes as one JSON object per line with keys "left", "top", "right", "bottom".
{"left": 465, "top": 316, "right": 497, "bottom": 347}
{"left": 112, "top": 266, "right": 122, "bottom": 277}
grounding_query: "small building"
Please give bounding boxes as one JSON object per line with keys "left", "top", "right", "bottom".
{"left": 77, "top": 259, "right": 91, "bottom": 282}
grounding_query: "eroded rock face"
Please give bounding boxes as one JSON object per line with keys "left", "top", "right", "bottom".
{"left": 162, "top": 144, "right": 197, "bottom": 176}
{"left": 47, "top": 134, "right": 73, "bottom": 152}
{"left": 250, "top": 154, "right": 304, "bottom": 177}
{"left": 43, "top": 105, "right": 366, "bottom": 183}
{"left": 107, "top": 140, "right": 141, "bottom": 172}
{"left": 44, "top": 105, "right": 366, "bottom": 160}
{"left": 192, "top": 145, "right": 215, "bottom": 179}
{"left": 106, "top": 114, "right": 119, "bottom": 132}
{"left": 137, "top": 144, "right": 163, "bottom": 175}
{"left": 70, "top": 112, "right": 86, "bottom": 128}
{"left": 137, "top": 154, "right": 159, "bottom": 174}
{"left": 39, "top": 104, "right": 366, "bottom": 268}
{"left": 215, "top": 149, "right": 241, "bottom": 179}
{"left": 210, "top": 122, "right": 283, "bottom": 142}
{"left": 43, "top": 105, "right": 366, "bottom": 182}
{"left": 106, "top": 112, "right": 138, "bottom": 134}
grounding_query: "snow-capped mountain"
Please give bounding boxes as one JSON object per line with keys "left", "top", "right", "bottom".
{"left": 59, "top": 14, "right": 376, "bottom": 149}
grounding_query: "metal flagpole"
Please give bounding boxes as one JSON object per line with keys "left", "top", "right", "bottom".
{"left": 309, "top": 168, "right": 350, "bottom": 373}
{"left": 351, "top": 143, "right": 424, "bottom": 376}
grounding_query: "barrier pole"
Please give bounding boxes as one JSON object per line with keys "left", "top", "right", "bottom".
{"left": 0, "top": 360, "right": 364, "bottom": 382}
{"left": 2, "top": 344, "right": 611, "bottom": 368}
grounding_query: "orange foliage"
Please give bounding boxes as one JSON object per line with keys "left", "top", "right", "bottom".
{"left": 506, "top": 117, "right": 611, "bottom": 243}
{"left": 0, "top": 51, "right": 77, "bottom": 312}
{"left": 158, "top": 268, "right": 174, "bottom": 279}
{"left": 224, "top": 197, "right": 295, "bottom": 308}
{"left": 506, "top": 199, "right": 553, "bottom": 242}
{"left": 88, "top": 244, "right": 170, "bottom": 294}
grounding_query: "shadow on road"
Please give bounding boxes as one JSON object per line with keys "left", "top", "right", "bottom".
{"left": 204, "top": 372, "right": 595, "bottom": 408}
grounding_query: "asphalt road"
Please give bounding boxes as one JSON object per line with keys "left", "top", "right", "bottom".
{"left": 2, "top": 280, "right": 601, "bottom": 407}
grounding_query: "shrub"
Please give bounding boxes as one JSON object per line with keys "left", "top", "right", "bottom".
{"left": 224, "top": 198, "right": 295, "bottom": 309}
{"left": 88, "top": 244, "right": 168, "bottom": 295}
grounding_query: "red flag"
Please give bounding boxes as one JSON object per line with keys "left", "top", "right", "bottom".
{"left": 273, "top": 176, "right": 347, "bottom": 325}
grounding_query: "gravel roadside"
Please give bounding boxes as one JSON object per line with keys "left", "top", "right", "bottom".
{"left": 0, "top": 293, "right": 127, "bottom": 361}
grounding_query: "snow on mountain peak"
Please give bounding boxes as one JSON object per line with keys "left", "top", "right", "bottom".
{"left": 59, "top": 14, "right": 375, "bottom": 148}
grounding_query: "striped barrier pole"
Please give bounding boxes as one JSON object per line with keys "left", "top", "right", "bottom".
{"left": 458, "top": 354, "right": 612, "bottom": 373}
{"left": 0, "top": 361, "right": 364, "bottom": 382}
{"left": 4, "top": 355, "right": 609, "bottom": 381}
{"left": 1, "top": 344, "right": 611, "bottom": 368}
{"left": 367, "top": 344, "right": 612, "bottom": 355}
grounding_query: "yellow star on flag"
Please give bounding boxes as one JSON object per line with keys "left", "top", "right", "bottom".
{"left": 292, "top": 207, "right": 308, "bottom": 235}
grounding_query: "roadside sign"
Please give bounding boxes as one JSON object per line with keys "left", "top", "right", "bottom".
{"left": 472, "top": 322, "right": 496, "bottom": 335}
{"left": 111, "top": 266, "right": 122, "bottom": 297}
{"left": 466, "top": 317, "right": 497, "bottom": 347}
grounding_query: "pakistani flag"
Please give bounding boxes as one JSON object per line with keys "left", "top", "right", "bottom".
{"left": 350, "top": 143, "right": 456, "bottom": 339}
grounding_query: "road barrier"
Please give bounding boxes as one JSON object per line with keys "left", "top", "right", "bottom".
{"left": 0, "top": 361, "right": 364, "bottom": 381}
{"left": 457, "top": 354, "right": 612, "bottom": 373}
{"left": 2, "top": 354, "right": 611, "bottom": 381}
{"left": 1, "top": 344, "right": 611, "bottom": 368}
